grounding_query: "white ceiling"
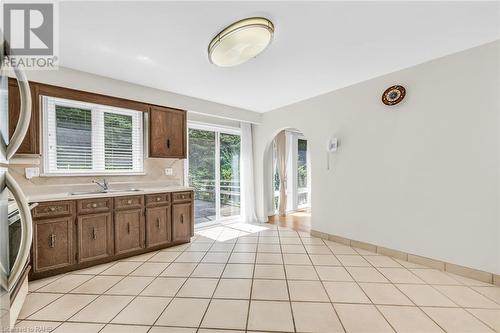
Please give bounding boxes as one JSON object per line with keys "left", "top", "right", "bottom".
{"left": 59, "top": 1, "right": 500, "bottom": 113}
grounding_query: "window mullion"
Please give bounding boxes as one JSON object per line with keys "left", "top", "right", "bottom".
{"left": 92, "top": 108, "right": 105, "bottom": 171}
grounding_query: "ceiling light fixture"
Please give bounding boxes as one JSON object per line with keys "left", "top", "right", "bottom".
{"left": 208, "top": 17, "right": 274, "bottom": 67}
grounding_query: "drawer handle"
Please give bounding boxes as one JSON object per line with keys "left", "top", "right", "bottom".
{"left": 127, "top": 200, "right": 132, "bottom": 205}
{"left": 166, "top": 139, "right": 170, "bottom": 149}
{"left": 92, "top": 227, "right": 97, "bottom": 240}
{"left": 127, "top": 223, "right": 130, "bottom": 234}
{"left": 91, "top": 203, "right": 98, "bottom": 208}
{"left": 49, "top": 207, "right": 56, "bottom": 212}
{"left": 180, "top": 214, "right": 184, "bottom": 224}
{"left": 157, "top": 217, "right": 161, "bottom": 228}
{"left": 49, "top": 234, "right": 56, "bottom": 248}
{"left": 156, "top": 197, "right": 161, "bottom": 201}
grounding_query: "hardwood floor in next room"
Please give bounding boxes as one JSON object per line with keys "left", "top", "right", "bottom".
{"left": 268, "top": 209, "right": 311, "bottom": 233}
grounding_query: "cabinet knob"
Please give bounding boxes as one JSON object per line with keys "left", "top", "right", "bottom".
{"left": 180, "top": 214, "right": 184, "bottom": 224}
{"left": 50, "top": 207, "right": 56, "bottom": 212}
{"left": 181, "top": 195, "right": 185, "bottom": 199}
{"left": 156, "top": 197, "right": 161, "bottom": 201}
{"left": 91, "top": 203, "right": 97, "bottom": 208}
{"left": 127, "top": 223, "right": 130, "bottom": 234}
{"left": 166, "top": 139, "right": 171, "bottom": 149}
{"left": 92, "top": 227, "right": 97, "bottom": 240}
{"left": 127, "top": 200, "right": 132, "bottom": 204}
{"left": 157, "top": 217, "right": 161, "bottom": 228}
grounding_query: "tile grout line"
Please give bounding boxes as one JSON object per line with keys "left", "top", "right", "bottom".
{"left": 297, "top": 230, "right": 347, "bottom": 333}
{"left": 196, "top": 228, "right": 243, "bottom": 332}
{"left": 276, "top": 225, "right": 298, "bottom": 333}
{"left": 325, "top": 240, "right": 399, "bottom": 333}
{"left": 149, "top": 229, "right": 223, "bottom": 331}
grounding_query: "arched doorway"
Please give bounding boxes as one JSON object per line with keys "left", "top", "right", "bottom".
{"left": 267, "top": 128, "right": 311, "bottom": 232}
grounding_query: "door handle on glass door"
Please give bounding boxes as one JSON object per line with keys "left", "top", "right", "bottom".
{"left": 6, "top": 66, "right": 32, "bottom": 160}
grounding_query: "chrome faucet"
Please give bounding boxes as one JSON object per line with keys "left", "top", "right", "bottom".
{"left": 93, "top": 178, "right": 109, "bottom": 192}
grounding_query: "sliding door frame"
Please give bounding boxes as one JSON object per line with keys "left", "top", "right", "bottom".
{"left": 187, "top": 121, "right": 241, "bottom": 227}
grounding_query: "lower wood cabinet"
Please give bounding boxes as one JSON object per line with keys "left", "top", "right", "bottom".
{"left": 172, "top": 202, "right": 193, "bottom": 242}
{"left": 114, "top": 209, "right": 144, "bottom": 255}
{"left": 77, "top": 212, "right": 113, "bottom": 263}
{"left": 33, "top": 217, "right": 73, "bottom": 273}
{"left": 30, "top": 190, "right": 193, "bottom": 279}
{"left": 146, "top": 206, "right": 172, "bottom": 247}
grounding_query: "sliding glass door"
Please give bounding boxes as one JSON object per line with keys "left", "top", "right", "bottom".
{"left": 188, "top": 124, "right": 241, "bottom": 226}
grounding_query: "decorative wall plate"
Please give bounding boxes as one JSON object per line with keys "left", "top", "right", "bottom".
{"left": 382, "top": 85, "right": 406, "bottom": 106}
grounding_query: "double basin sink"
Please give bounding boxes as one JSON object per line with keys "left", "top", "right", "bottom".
{"left": 69, "top": 188, "right": 143, "bottom": 196}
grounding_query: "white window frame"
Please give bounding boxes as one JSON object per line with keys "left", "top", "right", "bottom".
{"left": 186, "top": 121, "right": 241, "bottom": 227}
{"left": 41, "top": 96, "right": 145, "bottom": 176}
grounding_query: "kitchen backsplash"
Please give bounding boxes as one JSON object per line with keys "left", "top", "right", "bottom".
{"left": 8, "top": 156, "right": 185, "bottom": 197}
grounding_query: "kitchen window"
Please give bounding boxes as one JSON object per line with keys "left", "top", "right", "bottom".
{"left": 42, "top": 96, "right": 144, "bottom": 175}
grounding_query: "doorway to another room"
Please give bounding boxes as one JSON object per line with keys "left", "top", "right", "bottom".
{"left": 269, "top": 129, "right": 311, "bottom": 232}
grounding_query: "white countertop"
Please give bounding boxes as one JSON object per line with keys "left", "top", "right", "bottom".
{"left": 26, "top": 186, "right": 194, "bottom": 203}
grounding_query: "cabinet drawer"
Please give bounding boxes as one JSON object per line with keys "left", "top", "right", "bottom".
{"left": 114, "top": 195, "right": 144, "bottom": 210}
{"left": 33, "top": 201, "right": 74, "bottom": 219}
{"left": 172, "top": 191, "right": 192, "bottom": 203}
{"left": 77, "top": 198, "right": 112, "bottom": 215}
{"left": 145, "top": 193, "right": 170, "bottom": 206}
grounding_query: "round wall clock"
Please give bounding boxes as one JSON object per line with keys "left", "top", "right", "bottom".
{"left": 382, "top": 85, "right": 406, "bottom": 106}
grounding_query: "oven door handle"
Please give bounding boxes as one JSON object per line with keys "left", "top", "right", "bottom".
{"left": 6, "top": 66, "right": 31, "bottom": 160}
{"left": 6, "top": 172, "right": 33, "bottom": 289}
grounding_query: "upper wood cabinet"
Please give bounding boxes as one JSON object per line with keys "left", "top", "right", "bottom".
{"left": 149, "top": 106, "right": 187, "bottom": 159}
{"left": 8, "top": 78, "right": 40, "bottom": 155}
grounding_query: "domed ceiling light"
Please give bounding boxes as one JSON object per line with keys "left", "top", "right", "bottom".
{"left": 208, "top": 17, "right": 274, "bottom": 67}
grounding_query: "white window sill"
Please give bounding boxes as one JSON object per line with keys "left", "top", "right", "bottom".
{"left": 40, "top": 172, "right": 146, "bottom": 177}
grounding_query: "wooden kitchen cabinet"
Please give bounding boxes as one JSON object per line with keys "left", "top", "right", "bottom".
{"left": 146, "top": 206, "right": 171, "bottom": 247}
{"left": 172, "top": 202, "right": 192, "bottom": 242}
{"left": 114, "top": 208, "right": 144, "bottom": 255}
{"left": 30, "top": 191, "right": 193, "bottom": 280}
{"left": 32, "top": 217, "right": 74, "bottom": 273}
{"left": 77, "top": 212, "right": 113, "bottom": 263}
{"left": 149, "top": 106, "right": 187, "bottom": 158}
{"left": 8, "top": 78, "right": 40, "bottom": 155}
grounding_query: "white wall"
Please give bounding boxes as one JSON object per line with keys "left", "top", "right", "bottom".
{"left": 253, "top": 41, "right": 500, "bottom": 274}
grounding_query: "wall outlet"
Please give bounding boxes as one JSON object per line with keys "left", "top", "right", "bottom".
{"left": 164, "top": 167, "right": 174, "bottom": 176}
{"left": 25, "top": 167, "right": 40, "bottom": 179}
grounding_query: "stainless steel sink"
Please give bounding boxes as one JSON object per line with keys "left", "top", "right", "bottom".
{"left": 69, "top": 188, "right": 143, "bottom": 196}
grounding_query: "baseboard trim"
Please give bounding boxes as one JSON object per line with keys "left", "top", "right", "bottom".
{"left": 310, "top": 229, "right": 500, "bottom": 286}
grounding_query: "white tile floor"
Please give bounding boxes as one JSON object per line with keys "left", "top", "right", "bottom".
{"left": 16, "top": 223, "right": 500, "bottom": 333}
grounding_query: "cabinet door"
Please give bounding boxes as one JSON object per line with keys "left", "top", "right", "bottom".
{"left": 149, "top": 106, "right": 186, "bottom": 158}
{"left": 146, "top": 206, "right": 171, "bottom": 247}
{"left": 114, "top": 209, "right": 144, "bottom": 255}
{"left": 172, "top": 203, "right": 192, "bottom": 242}
{"left": 77, "top": 212, "right": 113, "bottom": 263}
{"left": 33, "top": 217, "right": 73, "bottom": 273}
{"left": 8, "top": 78, "right": 39, "bottom": 154}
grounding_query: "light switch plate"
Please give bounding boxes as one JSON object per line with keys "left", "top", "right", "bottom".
{"left": 25, "top": 167, "right": 40, "bottom": 179}
{"left": 164, "top": 167, "right": 174, "bottom": 176}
